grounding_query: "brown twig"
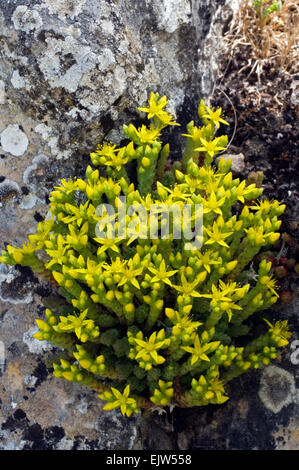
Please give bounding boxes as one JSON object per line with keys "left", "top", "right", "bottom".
{"left": 222, "top": 0, "right": 299, "bottom": 79}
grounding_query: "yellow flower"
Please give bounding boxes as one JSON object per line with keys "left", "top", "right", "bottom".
{"left": 199, "top": 281, "right": 243, "bottom": 322}
{"left": 55, "top": 178, "right": 79, "bottom": 194}
{"left": 130, "top": 330, "right": 171, "bottom": 369}
{"left": 195, "top": 250, "right": 221, "bottom": 273}
{"left": 173, "top": 269, "right": 207, "bottom": 298}
{"left": 235, "top": 180, "right": 257, "bottom": 203}
{"left": 249, "top": 199, "right": 274, "bottom": 215}
{"left": 200, "top": 283, "right": 231, "bottom": 303}
{"left": 54, "top": 309, "right": 98, "bottom": 342}
{"left": 204, "top": 221, "right": 233, "bottom": 248}
{"left": 195, "top": 137, "right": 227, "bottom": 158}
{"left": 102, "top": 257, "right": 127, "bottom": 274}
{"left": 29, "top": 219, "right": 54, "bottom": 249}
{"left": 135, "top": 124, "right": 161, "bottom": 144}
{"left": 99, "top": 385, "right": 139, "bottom": 417}
{"left": 91, "top": 142, "right": 119, "bottom": 159}
{"left": 208, "top": 376, "right": 228, "bottom": 403}
{"left": 118, "top": 258, "right": 143, "bottom": 289}
{"left": 101, "top": 147, "right": 129, "bottom": 171}
{"left": 94, "top": 236, "right": 122, "bottom": 255}
{"left": 157, "top": 112, "right": 180, "bottom": 128}
{"left": 148, "top": 259, "right": 178, "bottom": 287}
{"left": 181, "top": 335, "right": 220, "bottom": 365}
{"left": 201, "top": 106, "right": 229, "bottom": 128}
{"left": 61, "top": 201, "right": 89, "bottom": 226}
{"left": 260, "top": 275, "right": 279, "bottom": 297}
{"left": 138, "top": 92, "right": 168, "bottom": 119}
{"left": 165, "top": 309, "right": 202, "bottom": 337}
{"left": 182, "top": 125, "right": 203, "bottom": 142}
{"left": 264, "top": 319, "right": 291, "bottom": 347}
{"left": 45, "top": 234, "right": 68, "bottom": 269}
{"left": 203, "top": 192, "right": 226, "bottom": 216}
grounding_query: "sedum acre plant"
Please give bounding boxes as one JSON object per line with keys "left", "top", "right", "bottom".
{"left": 0, "top": 93, "right": 291, "bottom": 417}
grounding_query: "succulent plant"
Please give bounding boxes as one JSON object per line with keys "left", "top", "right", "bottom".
{"left": 0, "top": 92, "right": 291, "bottom": 417}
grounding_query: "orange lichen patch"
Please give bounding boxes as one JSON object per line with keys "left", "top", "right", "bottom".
{"left": 5, "top": 361, "right": 24, "bottom": 393}
{"left": 0, "top": 190, "right": 19, "bottom": 204}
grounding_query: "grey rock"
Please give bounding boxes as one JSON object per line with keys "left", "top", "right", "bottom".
{"left": 0, "top": 0, "right": 234, "bottom": 165}
{"left": 215, "top": 152, "right": 246, "bottom": 174}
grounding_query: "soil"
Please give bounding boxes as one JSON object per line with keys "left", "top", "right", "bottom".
{"left": 211, "top": 52, "right": 299, "bottom": 321}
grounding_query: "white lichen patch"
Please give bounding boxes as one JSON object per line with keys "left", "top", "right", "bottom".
{"left": 33, "top": 128, "right": 71, "bottom": 160}
{"left": 0, "top": 340, "right": 5, "bottom": 374}
{"left": 24, "top": 374, "right": 38, "bottom": 388}
{"left": 38, "top": 36, "right": 98, "bottom": 93}
{"left": 23, "top": 326, "right": 54, "bottom": 354}
{"left": 0, "top": 124, "right": 29, "bottom": 157}
{"left": 22, "top": 154, "right": 51, "bottom": 201}
{"left": 65, "top": 107, "right": 89, "bottom": 121}
{"left": 12, "top": 6, "right": 42, "bottom": 32}
{"left": 259, "top": 365, "right": 296, "bottom": 414}
{"left": 97, "top": 48, "right": 116, "bottom": 72}
{"left": 34, "top": 124, "right": 53, "bottom": 140}
{"left": 0, "top": 264, "right": 18, "bottom": 286}
{"left": 40, "top": 0, "right": 87, "bottom": 21}
{"left": 19, "top": 194, "right": 38, "bottom": 210}
{"left": 56, "top": 436, "right": 75, "bottom": 450}
{"left": 11, "top": 70, "right": 29, "bottom": 90}
{"left": 0, "top": 264, "right": 33, "bottom": 305}
{"left": 167, "top": 87, "right": 185, "bottom": 116}
{"left": 76, "top": 396, "right": 88, "bottom": 415}
{"left": 0, "top": 80, "right": 6, "bottom": 104}
{"left": 100, "top": 19, "right": 115, "bottom": 35}
{"left": 55, "top": 150, "right": 72, "bottom": 160}
{"left": 111, "top": 66, "right": 127, "bottom": 94}
{"left": 0, "top": 429, "right": 26, "bottom": 450}
{"left": 151, "top": 0, "right": 192, "bottom": 33}
{"left": 131, "top": 59, "right": 160, "bottom": 106}
{"left": 23, "top": 154, "right": 49, "bottom": 189}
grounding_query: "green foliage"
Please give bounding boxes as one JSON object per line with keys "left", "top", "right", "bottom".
{"left": 253, "top": 0, "right": 282, "bottom": 19}
{"left": 0, "top": 92, "right": 291, "bottom": 416}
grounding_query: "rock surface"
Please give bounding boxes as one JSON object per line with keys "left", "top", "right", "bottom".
{"left": 215, "top": 151, "right": 245, "bottom": 174}
{"left": 0, "top": 0, "right": 298, "bottom": 450}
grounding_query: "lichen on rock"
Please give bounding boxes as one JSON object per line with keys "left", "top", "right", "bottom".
{"left": 259, "top": 365, "right": 297, "bottom": 414}
{"left": 1, "top": 124, "right": 29, "bottom": 157}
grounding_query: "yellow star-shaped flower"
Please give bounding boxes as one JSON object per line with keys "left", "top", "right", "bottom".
{"left": 201, "top": 106, "right": 229, "bottom": 129}
{"left": 148, "top": 260, "right": 178, "bottom": 287}
{"left": 181, "top": 335, "right": 220, "bottom": 365}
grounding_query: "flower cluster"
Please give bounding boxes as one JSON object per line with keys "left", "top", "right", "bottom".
{"left": 0, "top": 92, "right": 290, "bottom": 416}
